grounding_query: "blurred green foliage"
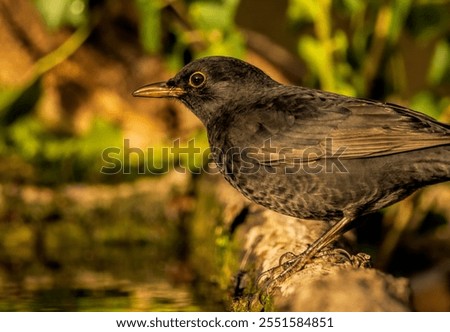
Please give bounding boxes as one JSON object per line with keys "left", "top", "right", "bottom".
{"left": 7, "top": 115, "right": 122, "bottom": 183}
{"left": 135, "top": 0, "right": 164, "bottom": 53}
{"left": 187, "top": 0, "right": 244, "bottom": 56}
{"left": 34, "top": 0, "right": 89, "bottom": 29}
{"left": 288, "top": 0, "right": 450, "bottom": 102}
{"left": 133, "top": 0, "right": 245, "bottom": 68}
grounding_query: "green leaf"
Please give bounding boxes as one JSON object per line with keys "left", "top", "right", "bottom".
{"left": 7, "top": 116, "right": 44, "bottom": 160}
{"left": 288, "top": 0, "right": 316, "bottom": 23}
{"left": 298, "top": 36, "right": 323, "bottom": 73}
{"left": 388, "top": 0, "right": 412, "bottom": 44}
{"left": 428, "top": 40, "right": 450, "bottom": 86}
{"left": 189, "top": 0, "right": 240, "bottom": 31}
{"left": 34, "top": 0, "right": 88, "bottom": 29}
{"left": 410, "top": 91, "right": 440, "bottom": 119}
{"left": 196, "top": 29, "right": 245, "bottom": 58}
{"left": 341, "top": 0, "right": 364, "bottom": 15}
{"left": 187, "top": 0, "right": 244, "bottom": 59}
{"left": 0, "top": 86, "right": 24, "bottom": 116}
{"left": 135, "top": 0, "right": 164, "bottom": 54}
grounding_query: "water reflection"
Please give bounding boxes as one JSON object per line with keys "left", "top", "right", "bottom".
{"left": 0, "top": 245, "right": 215, "bottom": 311}
{"left": 0, "top": 176, "right": 228, "bottom": 312}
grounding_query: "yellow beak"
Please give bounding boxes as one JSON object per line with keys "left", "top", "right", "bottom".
{"left": 132, "top": 82, "right": 185, "bottom": 98}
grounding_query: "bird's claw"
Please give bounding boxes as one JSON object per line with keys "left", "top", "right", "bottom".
{"left": 256, "top": 249, "right": 371, "bottom": 305}
{"left": 318, "top": 248, "right": 372, "bottom": 267}
{"left": 278, "top": 251, "right": 297, "bottom": 267}
{"left": 256, "top": 252, "right": 309, "bottom": 302}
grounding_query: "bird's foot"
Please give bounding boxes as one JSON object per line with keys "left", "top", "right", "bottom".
{"left": 278, "top": 251, "right": 299, "bottom": 267}
{"left": 256, "top": 252, "right": 311, "bottom": 303}
{"left": 256, "top": 248, "right": 372, "bottom": 304}
{"left": 317, "top": 248, "right": 372, "bottom": 268}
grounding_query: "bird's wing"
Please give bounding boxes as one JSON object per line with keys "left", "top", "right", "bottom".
{"left": 327, "top": 101, "right": 450, "bottom": 159}
{"left": 226, "top": 90, "right": 450, "bottom": 165}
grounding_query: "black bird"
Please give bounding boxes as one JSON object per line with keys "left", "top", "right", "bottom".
{"left": 133, "top": 56, "right": 450, "bottom": 282}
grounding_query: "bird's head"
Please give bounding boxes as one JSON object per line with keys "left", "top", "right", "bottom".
{"left": 133, "top": 56, "right": 279, "bottom": 126}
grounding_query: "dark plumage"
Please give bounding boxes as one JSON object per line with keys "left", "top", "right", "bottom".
{"left": 133, "top": 56, "right": 450, "bottom": 281}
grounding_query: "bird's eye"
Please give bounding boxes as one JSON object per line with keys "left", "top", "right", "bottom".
{"left": 189, "top": 72, "right": 206, "bottom": 88}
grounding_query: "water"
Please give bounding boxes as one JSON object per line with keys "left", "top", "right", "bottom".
{"left": 0, "top": 244, "right": 221, "bottom": 311}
